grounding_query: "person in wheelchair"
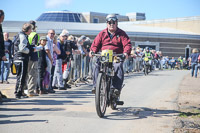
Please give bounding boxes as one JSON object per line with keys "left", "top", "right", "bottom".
{"left": 89, "top": 14, "right": 132, "bottom": 94}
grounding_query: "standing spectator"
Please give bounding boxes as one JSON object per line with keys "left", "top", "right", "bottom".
{"left": 37, "top": 36, "right": 48, "bottom": 94}
{"left": 52, "top": 33, "right": 66, "bottom": 90}
{"left": 27, "top": 20, "right": 40, "bottom": 96}
{"left": 169, "top": 57, "right": 176, "bottom": 69}
{"left": 198, "top": 53, "right": 200, "bottom": 73}
{"left": 0, "top": 10, "right": 6, "bottom": 62}
{"left": 135, "top": 47, "right": 142, "bottom": 72}
{"left": 62, "top": 30, "right": 77, "bottom": 88}
{"left": 189, "top": 48, "right": 199, "bottom": 78}
{"left": 0, "top": 32, "right": 12, "bottom": 84}
{"left": 68, "top": 36, "right": 81, "bottom": 84}
{"left": 83, "top": 37, "right": 92, "bottom": 79}
{"left": 77, "top": 35, "right": 87, "bottom": 81}
{"left": 45, "top": 29, "right": 55, "bottom": 93}
{"left": 154, "top": 51, "right": 160, "bottom": 69}
{"left": 123, "top": 54, "right": 129, "bottom": 73}
{"left": 50, "top": 35, "right": 60, "bottom": 90}
{"left": 130, "top": 47, "right": 136, "bottom": 72}
{"left": 67, "top": 35, "right": 77, "bottom": 85}
{"left": 13, "top": 23, "right": 35, "bottom": 99}
{"left": 0, "top": 10, "right": 7, "bottom": 100}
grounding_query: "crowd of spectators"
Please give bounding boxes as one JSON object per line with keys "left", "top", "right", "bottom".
{"left": 0, "top": 10, "right": 200, "bottom": 100}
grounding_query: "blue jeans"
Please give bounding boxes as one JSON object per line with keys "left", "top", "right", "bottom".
{"left": 0, "top": 61, "right": 11, "bottom": 81}
{"left": 52, "top": 59, "right": 64, "bottom": 87}
{"left": 191, "top": 63, "right": 198, "bottom": 77}
{"left": 123, "top": 58, "right": 129, "bottom": 72}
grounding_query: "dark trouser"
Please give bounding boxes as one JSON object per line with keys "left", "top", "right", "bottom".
{"left": 171, "top": 63, "right": 176, "bottom": 69}
{"left": 92, "top": 58, "right": 124, "bottom": 91}
{"left": 191, "top": 63, "right": 198, "bottom": 77}
{"left": 14, "top": 59, "right": 28, "bottom": 96}
{"left": 38, "top": 67, "right": 45, "bottom": 91}
{"left": 50, "top": 65, "right": 55, "bottom": 89}
{"left": 0, "top": 61, "right": 1, "bottom": 75}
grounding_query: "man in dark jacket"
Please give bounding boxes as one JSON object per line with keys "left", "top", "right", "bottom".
{"left": 13, "top": 23, "right": 35, "bottom": 99}
{"left": 0, "top": 10, "right": 8, "bottom": 100}
{"left": 0, "top": 10, "right": 6, "bottom": 62}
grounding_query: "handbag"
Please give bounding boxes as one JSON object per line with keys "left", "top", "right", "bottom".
{"left": 11, "top": 61, "right": 17, "bottom": 75}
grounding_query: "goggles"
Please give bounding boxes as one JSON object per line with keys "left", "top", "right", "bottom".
{"left": 106, "top": 17, "right": 117, "bottom": 22}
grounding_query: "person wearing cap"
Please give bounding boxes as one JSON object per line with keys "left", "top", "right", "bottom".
{"left": 52, "top": 31, "right": 66, "bottom": 90}
{"left": 89, "top": 14, "right": 132, "bottom": 94}
{"left": 37, "top": 36, "right": 48, "bottom": 94}
{"left": 62, "top": 30, "right": 78, "bottom": 89}
{"left": 26, "top": 20, "right": 40, "bottom": 97}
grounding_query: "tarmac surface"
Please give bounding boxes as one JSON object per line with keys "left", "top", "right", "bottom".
{"left": 0, "top": 70, "right": 198, "bottom": 133}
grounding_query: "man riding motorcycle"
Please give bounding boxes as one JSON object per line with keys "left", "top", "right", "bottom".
{"left": 142, "top": 47, "right": 154, "bottom": 71}
{"left": 89, "top": 14, "right": 132, "bottom": 95}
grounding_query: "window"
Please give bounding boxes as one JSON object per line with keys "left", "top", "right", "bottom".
{"left": 36, "top": 12, "right": 82, "bottom": 22}
{"left": 93, "top": 18, "right": 99, "bottom": 23}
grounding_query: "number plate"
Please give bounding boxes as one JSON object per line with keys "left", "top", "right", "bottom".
{"left": 101, "top": 50, "right": 113, "bottom": 62}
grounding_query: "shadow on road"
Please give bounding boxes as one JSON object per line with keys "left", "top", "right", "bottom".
{"left": 104, "top": 107, "right": 180, "bottom": 120}
{"left": 0, "top": 114, "right": 33, "bottom": 118}
{"left": 0, "top": 86, "right": 94, "bottom": 106}
{"left": 124, "top": 72, "right": 143, "bottom": 79}
{"left": 0, "top": 120, "right": 47, "bottom": 125}
{"left": 0, "top": 107, "right": 65, "bottom": 111}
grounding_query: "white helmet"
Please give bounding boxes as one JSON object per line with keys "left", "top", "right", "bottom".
{"left": 106, "top": 14, "right": 118, "bottom": 22}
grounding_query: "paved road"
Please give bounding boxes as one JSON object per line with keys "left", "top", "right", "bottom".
{"left": 0, "top": 70, "right": 189, "bottom": 133}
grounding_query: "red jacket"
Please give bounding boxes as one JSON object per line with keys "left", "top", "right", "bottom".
{"left": 90, "top": 28, "right": 132, "bottom": 55}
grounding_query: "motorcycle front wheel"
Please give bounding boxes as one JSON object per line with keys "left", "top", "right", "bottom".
{"left": 95, "top": 73, "right": 107, "bottom": 118}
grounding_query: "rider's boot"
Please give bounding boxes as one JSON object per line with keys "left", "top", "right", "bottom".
{"left": 114, "top": 89, "right": 120, "bottom": 96}
{"left": 91, "top": 87, "right": 96, "bottom": 94}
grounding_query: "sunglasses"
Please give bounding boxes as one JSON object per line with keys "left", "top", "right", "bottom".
{"left": 107, "top": 21, "right": 116, "bottom": 25}
{"left": 49, "top": 33, "right": 55, "bottom": 35}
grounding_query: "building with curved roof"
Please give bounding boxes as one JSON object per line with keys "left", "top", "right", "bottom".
{"left": 2, "top": 11, "right": 200, "bottom": 58}
{"left": 36, "top": 11, "right": 82, "bottom": 23}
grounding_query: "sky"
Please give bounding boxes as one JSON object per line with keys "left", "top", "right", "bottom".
{"left": 0, "top": 0, "right": 200, "bottom": 21}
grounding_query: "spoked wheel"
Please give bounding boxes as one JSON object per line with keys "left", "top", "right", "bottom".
{"left": 146, "top": 66, "right": 149, "bottom": 75}
{"left": 144, "top": 65, "right": 147, "bottom": 76}
{"left": 95, "top": 73, "right": 107, "bottom": 118}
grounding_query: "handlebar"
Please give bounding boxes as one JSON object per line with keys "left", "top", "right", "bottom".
{"left": 91, "top": 51, "right": 124, "bottom": 57}
{"left": 91, "top": 51, "right": 125, "bottom": 61}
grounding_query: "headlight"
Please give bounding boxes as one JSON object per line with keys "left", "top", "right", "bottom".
{"left": 101, "top": 56, "right": 106, "bottom": 62}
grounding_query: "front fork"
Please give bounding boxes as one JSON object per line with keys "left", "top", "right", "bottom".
{"left": 106, "top": 76, "right": 112, "bottom": 107}
{"left": 106, "top": 76, "right": 119, "bottom": 107}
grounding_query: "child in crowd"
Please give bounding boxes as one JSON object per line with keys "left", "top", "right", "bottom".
{"left": 37, "top": 36, "right": 48, "bottom": 94}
